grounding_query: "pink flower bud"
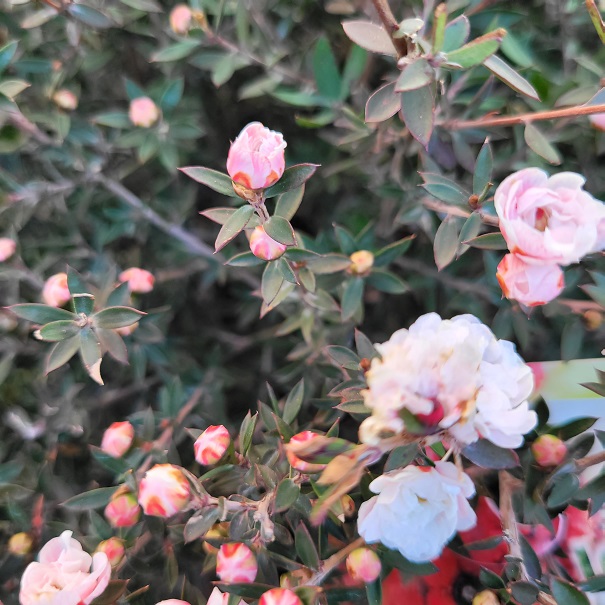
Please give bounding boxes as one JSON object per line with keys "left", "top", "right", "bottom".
{"left": 589, "top": 113, "right": 605, "bottom": 131}
{"left": 496, "top": 253, "right": 564, "bottom": 307}
{"left": 156, "top": 601, "right": 191, "bottom": 605}
{"left": 42, "top": 273, "right": 71, "bottom": 308}
{"left": 95, "top": 538, "right": 125, "bottom": 567}
{"left": 8, "top": 532, "right": 33, "bottom": 556}
{"left": 101, "top": 421, "right": 134, "bottom": 458}
{"left": 532, "top": 434, "right": 567, "bottom": 467}
{"left": 216, "top": 543, "right": 257, "bottom": 583}
{"left": 259, "top": 588, "right": 303, "bottom": 605}
{"left": 104, "top": 491, "right": 141, "bottom": 528}
{"left": 207, "top": 587, "right": 246, "bottom": 605}
{"left": 349, "top": 250, "right": 374, "bottom": 275}
{"left": 128, "top": 97, "right": 160, "bottom": 128}
{"left": 226, "top": 122, "right": 286, "bottom": 190}
{"left": 53, "top": 89, "right": 78, "bottom": 111}
{"left": 346, "top": 548, "right": 382, "bottom": 583}
{"left": 194, "top": 425, "right": 230, "bottom": 465}
{"left": 249, "top": 226, "right": 287, "bottom": 261}
{"left": 169, "top": 4, "right": 192, "bottom": 35}
{"left": 0, "top": 237, "right": 16, "bottom": 262}
{"left": 119, "top": 267, "right": 155, "bottom": 293}
{"left": 138, "top": 464, "right": 190, "bottom": 517}
{"left": 286, "top": 431, "right": 327, "bottom": 473}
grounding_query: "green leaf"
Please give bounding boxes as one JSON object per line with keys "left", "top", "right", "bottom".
{"left": 274, "top": 186, "right": 304, "bottom": 221}
{"left": 434, "top": 216, "right": 460, "bottom": 270}
{"left": 151, "top": 40, "right": 200, "bottom": 63}
{"left": 261, "top": 261, "right": 285, "bottom": 305}
{"left": 576, "top": 475, "right": 605, "bottom": 515}
{"left": 200, "top": 207, "right": 237, "bottom": 224}
{"left": 90, "top": 580, "right": 129, "bottom": 605}
{"left": 463, "top": 232, "right": 507, "bottom": 250}
{"left": 355, "top": 329, "right": 379, "bottom": 360}
{"left": 524, "top": 123, "right": 562, "bottom": 165}
{"left": 473, "top": 139, "right": 493, "bottom": 196}
{"left": 276, "top": 258, "right": 298, "bottom": 284}
{"left": 66, "top": 4, "right": 113, "bottom": 28}
{"left": 160, "top": 78, "right": 184, "bottom": 111}
{"left": 225, "top": 251, "right": 265, "bottom": 267}
{"left": 373, "top": 236, "right": 415, "bottom": 267}
{"left": 442, "top": 15, "right": 470, "bottom": 52}
{"left": 340, "top": 45, "right": 368, "bottom": 100}
{"left": 79, "top": 326, "right": 103, "bottom": 385}
{"left": 431, "top": 4, "right": 447, "bottom": 53}
{"left": 401, "top": 84, "right": 434, "bottom": 148}
{"left": 46, "top": 337, "right": 80, "bottom": 374}
{"left": 365, "top": 82, "right": 400, "bottom": 123}
{"left": 341, "top": 277, "right": 364, "bottom": 321}
{"left": 216, "top": 584, "right": 276, "bottom": 600}
{"left": 325, "top": 346, "right": 361, "bottom": 371}
{"left": 119, "top": 0, "right": 162, "bottom": 11}
{"left": 313, "top": 37, "right": 342, "bottom": 101}
{"left": 511, "top": 582, "right": 539, "bottom": 605}
{"left": 483, "top": 55, "right": 540, "bottom": 101}
{"left": 72, "top": 293, "right": 95, "bottom": 316}
{"left": 547, "top": 473, "right": 580, "bottom": 508}
{"left": 215, "top": 205, "right": 255, "bottom": 252}
{"left": 62, "top": 486, "right": 119, "bottom": 510}
{"left": 462, "top": 440, "right": 519, "bottom": 469}
{"left": 10, "top": 304, "right": 76, "bottom": 324}
{"left": 93, "top": 111, "right": 131, "bottom": 128}
{"left": 0, "top": 80, "right": 30, "bottom": 100}
{"left": 385, "top": 444, "right": 418, "bottom": 472}
{"left": 295, "top": 523, "right": 320, "bottom": 569}
{"left": 551, "top": 578, "right": 590, "bottom": 605}
{"left": 458, "top": 212, "right": 483, "bottom": 256}
{"left": 184, "top": 508, "right": 220, "bottom": 542}
{"left": 341, "top": 20, "right": 396, "bottom": 55}
{"left": 519, "top": 534, "right": 542, "bottom": 581}
{"left": 36, "top": 320, "right": 80, "bottom": 342}
{"left": 421, "top": 172, "right": 471, "bottom": 206}
{"left": 263, "top": 216, "right": 296, "bottom": 246}
{"left": 179, "top": 166, "right": 239, "bottom": 197}
{"left": 67, "top": 266, "right": 88, "bottom": 297}
{"left": 283, "top": 379, "right": 304, "bottom": 424}
{"left": 445, "top": 29, "right": 506, "bottom": 68}
{"left": 307, "top": 254, "right": 351, "bottom": 274}
{"left": 0, "top": 41, "right": 18, "bottom": 74}
{"left": 366, "top": 270, "right": 408, "bottom": 294}
{"left": 92, "top": 306, "right": 146, "bottom": 329}
{"left": 239, "top": 411, "right": 257, "bottom": 456}
{"left": 264, "top": 164, "right": 319, "bottom": 198}
{"left": 275, "top": 479, "right": 300, "bottom": 512}
{"left": 395, "top": 58, "right": 433, "bottom": 92}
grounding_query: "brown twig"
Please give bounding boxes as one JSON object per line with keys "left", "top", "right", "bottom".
{"left": 586, "top": 0, "right": 605, "bottom": 44}
{"left": 499, "top": 471, "right": 526, "bottom": 575}
{"left": 370, "top": 0, "right": 409, "bottom": 58}
{"left": 576, "top": 449, "right": 605, "bottom": 473}
{"left": 445, "top": 103, "right": 605, "bottom": 131}
{"left": 421, "top": 196, "right": 500, "bottom": 226}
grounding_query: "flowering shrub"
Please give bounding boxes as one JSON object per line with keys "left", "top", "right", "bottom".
{"left": 1, "top": 0, "right": 605, "bottom": 604}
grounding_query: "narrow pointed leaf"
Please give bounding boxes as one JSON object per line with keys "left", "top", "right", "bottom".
{"left": 215, "top": 205, "right": 255, "bottom": 252}
{"left": 10, "top": 304, "right": 76, "bottom": 324}
{"left": 365, "top": 82, "right": 400, "bottom": 123}
{"left": 264, "top": 164, "right": 319, "bottom": 198}
{"left": 342, "top": 20, "right": 396, "bottom": 55}
{"left": 263, "top": 216, "right": 296, "bottom": 246}
{"left": 92, "top": 306, "right": 146, "bottom": 329}
{"left": 445, "top": 29, "right": 506, "bottom": 68}
{"left": 395, "top": 58, "right": 434, "bottom": 92}
{"left": 179, "top": 166, "right": 239, "bottom": 197}
{"left": 46, "top": 337, "right": 80, "bottom": 374}
{"left": 483, "top": 55, "right": 540, "bottom": 100}
{"left": 401, "top": 84, "right": 434, "bottom": 148}
{"left": 37, "top": 320, "right": 80, "bottom": 342}
{"left": 524, "top": 123, "right": 561, "bottom": 165}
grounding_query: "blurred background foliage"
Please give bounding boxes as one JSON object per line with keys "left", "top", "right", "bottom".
{"left": 0, "top": 0, "right": 604, "bottom": 601}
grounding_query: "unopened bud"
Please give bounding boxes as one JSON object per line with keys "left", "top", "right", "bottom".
{"left": 346, "top": 548, "right": 381, "bottom": 583}
{"left": 101, "top": 421, "right": 134, "bottom": 458}
{"left": 119, "top": 267, "right": 155, "bottom": 293}
{"left": 96, "top": 537, "right": 125, "bottom": 567}
{"left": 532, "top": 434, "right": 567, "bottom": 467}
{"left": 138, "top": 464, "right": 190, "bottom": 517}
{"left": 104, "top": 490, "right": 141, "bottom": 528}
{"left": 169, "top": 4, "right": 192, "bottom": 35}
{"left": 194, "top": 425, "right": 230, "bottom": 465}
{"left": 216, "top": 542, "right": 257, "bottom": 583}
{"left": 349, "top": 250, "right": 374, "bottom": 275}
{"left": 249, "top": 225, "right": 288, "bottom": 261}
{"left": 128, "top": 97, "right": 160, "bottom": 128}
{"left": 472, "top": 590, "right": 500, "bottom": 605}
{"left": 259, "top": 588, "right": 303, "bottom": 605}
{"left": 286, "top": 431, "right": 327, "bottom": 473}
{"left": 584, "top": 310, "right": 603, "bottom": 331}
{"left": 8, "top": 532, "right": 33, "bottom": 556}
{"left": 0, "top": 238, "right": 17, "bottom": 262}
{"left": 53, "top": 89, "right": 78, "bottom": 111}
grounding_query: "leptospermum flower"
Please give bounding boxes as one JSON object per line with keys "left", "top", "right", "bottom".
{"left": 100, "top": 421, "right": 134, "bottom": 458}
{"left": 119, "top": 267, "right": 155, "bottom": 293}
{"left": 532, "top": 434, "right": 567, "bottom": 467}
{"left": 496, "top": 253, "right": 564, "bottom": 307}
{"left": 359, "top": 313, "right": 537, "bottom": 449}
{"left": 194, "top": 425, "right": 230, "bottom": 465}
{"left": 249, "top": 225, "right": 287, "bottom": 261}
{"left": 258, "top": 588, "right": 303, "bottom": 605}
{"left": 495, "top": 168, "right": 605, "bottom": 266}
{"left": 0, "top": 237, "right": 16, "bottom": 261}
{"left": 19, "top": 531, "right": 111, "bottom": 605}
{"left": 216, "top": 542, "right": 257, "bottom": 583}
{"left": 138, "top": 464, "right": 190, "bottom": 517}
{"left": 42, "top": 273, "right": 71, "bottom": 308}
{"left": 104, "top": 490, "right": 141, "bottom": 527}
{"left": 169, "top": 4, "right": 192, "bottom": 35}
{"left": 128, "top": 97, "right": 160, "bottom": 128}
{"left": 357, "top": 462, "right": 477, "bottom": 563}
{"left": 226, "top": 122, "right": 286, "bottom": 190}
{"left": 346, "top": 548, "right": 382, "bottom": 583}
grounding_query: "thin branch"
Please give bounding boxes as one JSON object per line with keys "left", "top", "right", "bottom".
{"left": 306, "top": 536, "right": 365, "bottom": 586}
{"left": 499, "top": 471, "right": 525, "bottom": 575}
{"left": 421, "top": 196, "right": 500, "bottom": 226}
{"left": 576, "top": 449, "right": 605, "bottom": 473}
{"left": 445, "top": 103, "right": 605, "bottom": 131}
{"left": 95, "top": 175, "right": 218, "bottom": 261}
{"left": 370, "top": 0, "right": 409, "bottom": 58}
{"left": 586, "top": 0, "right": 605, "bottom": 44}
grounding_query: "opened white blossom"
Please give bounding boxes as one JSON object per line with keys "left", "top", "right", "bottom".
{"left": 19, "top": 530, "right": 111, "bottom": 605}
{"left": 359, "top": 313, "right": 536, "bottom": 448}
{"left": 357, "top": 462, "right": 477, "bottom": 562}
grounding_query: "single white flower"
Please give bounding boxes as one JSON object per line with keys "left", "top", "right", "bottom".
{"left": 357, "top": 462, "right": 476, "bottom": 562}
{"left": 360, "top": 313, "right": 536, "bottom": 448}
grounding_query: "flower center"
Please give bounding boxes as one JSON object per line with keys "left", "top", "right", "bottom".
{"left": 534, "top": 207, "right": 550, "bottom": 231}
